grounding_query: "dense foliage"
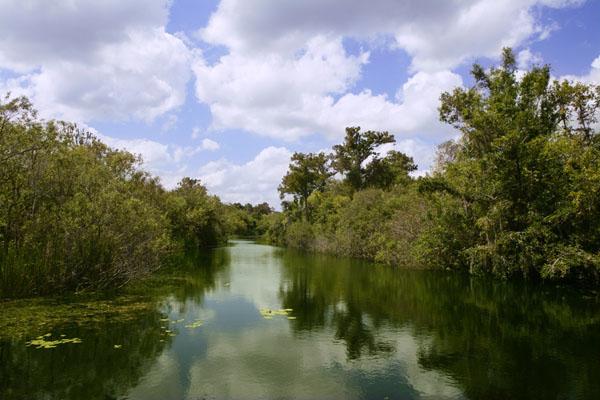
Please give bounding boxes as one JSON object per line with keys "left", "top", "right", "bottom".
{"left": 2, "top": 47, "right": 598, "bottom": 295}
{"left": 0, "top": 95, "right": 228, "bottom": 297}
{"left": 421, "top": 48, "right": 600, "bottom": 282}
{"left": 269, "top": 127, "right": 424, "bottom": 266}
{"left": 269, "top": 49, "right": 600, "bottom": 285}
{"left": 223, "top": 202, "right": 274, "bottom": 237}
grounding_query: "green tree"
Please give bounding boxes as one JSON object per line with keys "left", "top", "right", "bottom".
{"left": 422, "top": 47, "right": 600, "bottom": 281}
{"left": 278, "top": 152, "right": 332, "bottom": 222}
{"left": 332, "top": 126, "right": 396, "bottom": 191}
{"left": 364, "top": 150, "right": 417, "bottom": 189}
{"left": 166, "top": 178, "right": 226, "bottom": 249}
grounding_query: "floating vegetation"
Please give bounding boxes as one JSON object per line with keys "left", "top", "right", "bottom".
{"left": 224, "top": 282, "right": 230, "bottom": 286}
{"left": 26, "top": 336, "right": 82, "bottom": 349}
{"left": 160, "top": 318, "right": 169, "bottom": 322}
{"left": 113, "top": 345, "right": 122, "bottom": 349}
{"left": 259, "top": 308, "right": 295, "bottom": 320}
{"left": 184, "top": 321, "right": 203, "bottom": 328}
{"left": 0, "top": 291, "right": 162, "bottom": 339}
{"left": 176, "top": 319, "right": 184, "bottom": 322}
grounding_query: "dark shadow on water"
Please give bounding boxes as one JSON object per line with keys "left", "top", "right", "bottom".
{"left": 277, "top": 248, "right": 600, "bottom": 399}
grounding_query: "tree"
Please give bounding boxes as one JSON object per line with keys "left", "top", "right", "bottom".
{"left": 422, "top": 47, "right": 600, "bottom": 281}
{"left": 364, "top": 150, "right": 417, "bottom": 190}
{"left": 332, "top": 126, "right": 395, "bottom": 191}
{"left": 278, "top": 152, "right": 332, "bottom": 222}
{"left": 166, "top": 178, "right": 226, "bottom": 248}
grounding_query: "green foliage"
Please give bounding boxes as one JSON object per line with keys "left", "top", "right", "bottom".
{"left": 165, "top": 177, "right": 227, "bottom": 249}
{"left": 283, "top": 220, "right": 315, "bottom": 251}
{"left": 268, "top": 48, "right": 600, "bottom": 286}
{"left": 223, "top": 202, "right": 274, "bottom": 237}
{"left": 278, "top": 152, "right": 332, "bottom": 221}
{"left": 0, "top": 95, "right": 229, "bottom": 298}
{"left": 421, "top": 48, "right": 600, "bottom": 283}
{"left": 272, "top": 126, "right": 421, "bottom": 263}
{"left": 332, "top": 126, "right": 410, "bottom": 192}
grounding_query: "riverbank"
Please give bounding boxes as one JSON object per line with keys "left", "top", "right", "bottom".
{"left": 265, "top": 52, "right": 600, "bottom": 286}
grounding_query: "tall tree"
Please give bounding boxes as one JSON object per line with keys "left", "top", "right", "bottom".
{"left": 422, "top": 47, "right": 600, "bottom": 280}
{"left": 364, "top": 150, "right": 417, "bottom": 190}
{"left": 332, "top": 126, "right": 395, "bottom": 191}
{"left": 278, "top": 152, "right": 331, "bottom": 222}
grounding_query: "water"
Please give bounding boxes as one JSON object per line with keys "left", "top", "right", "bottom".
{"left": 1, "top": 240, "right": 599, "bottom": 399}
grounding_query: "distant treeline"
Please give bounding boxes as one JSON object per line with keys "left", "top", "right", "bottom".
{"left": 266, "top": 48, "right": 600, "bottom": 285}
{"left": 0, "top": 95, "right": 273, "bottom": 298}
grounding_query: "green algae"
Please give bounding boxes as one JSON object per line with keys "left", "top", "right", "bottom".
{"left": 259, "top": 308, "right": 295, "bottom": 320}
{"left": 26, "top": 336, "right": 82, "bottom": 349}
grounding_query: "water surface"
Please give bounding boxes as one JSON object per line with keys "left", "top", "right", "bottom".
{"left": 1, "top": 240, "right": 599, "bottom": 399}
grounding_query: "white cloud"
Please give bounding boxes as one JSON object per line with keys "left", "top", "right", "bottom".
{"left": 326, "top": 70, "right": 463, "bottom": 138}
{"left": 193, "top": 34, "right": 461, "bottom": 141}
{"left": 562, "top": 55, "right": 600, "bottom": 84}
{"left": 517, "top": 49, "right": 543, "bottom": 69}
{"left": 199, "top": 0, "right": 580, "bottom": 71}
{"left": 192, "top": 0, "right": 578, "bottom": 142}
{"left": 191, "top": 127, "right": 201, "bottom": 139}
{"left": 95, "top": 133, "right": 173, "bottom": 167}
{"left": 197, "top": 146, "right": 293, "bottom": 207}
{"left": 193, "top": 35, "right": 369, "bottom": 140}
{"left": 377, "top": 138, "right": 439, "bottom": 177}
{"left": 201, "top": 138, "right": 220, "bottom": 151}
{"left": 0, "top": 0, "right": 191, "bottom": 122}
{"left": 94, "top": 133, "right": 220, "bottom": 189}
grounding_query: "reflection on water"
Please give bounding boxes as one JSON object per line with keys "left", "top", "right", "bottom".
{"left": 1, "top": 240, "right": 599, "bottom": 399}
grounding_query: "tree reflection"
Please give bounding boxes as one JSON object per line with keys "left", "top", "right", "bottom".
{"left": 0, "top": 309, "right": 169, "bottom": 400}
{"left": 0, "top": 248, "right": 228, "bottom": 400}
{"left": 278, "top": 250, "right": 600, "bottom": 398}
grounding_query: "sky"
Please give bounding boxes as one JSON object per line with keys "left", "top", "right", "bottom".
{"left": 0, "top": 0, "right": 598, "bottom": 208}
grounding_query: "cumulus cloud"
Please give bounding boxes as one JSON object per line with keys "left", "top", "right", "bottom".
{"left": 193, "top": 35, "right": 369, "bottom": 140}
{"left": 517, "top": 48, "right": 543, "bottom": 69}
{"left": 199, "top": 0, "right": 580, "bottom": 70}
{"left": 0, "top": 0, "right": 190, "bottom": 122}
{"left": 94, "top": 133, "right": 220, "bottom": 189}
{"left": 201, "top": 138, "right": 220, "bottom": 151}
{"left": 193, "top": 37, "right": 462, "bottom": 141}
{"left": 191, "top": 127, "right": 201, "bottom": 139}
{"left": 562, "top": 55, "right": 600, "bottom": 84}
{"left": 197, "top": 147, "right": 293, "bottom": 207}
{"left": 326, "top": 70, "right": 463, "bottom": 137}
{"left": 192, "top": 0, "right": 579, "bottom": 142}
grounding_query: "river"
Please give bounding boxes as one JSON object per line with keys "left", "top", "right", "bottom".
{"left": 1, "top": 240, "right": 599, "bottom": 399}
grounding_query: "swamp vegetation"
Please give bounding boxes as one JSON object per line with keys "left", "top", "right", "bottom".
{"left": 269, "top": 49, "right": 600, "bottom": 286}
{"left": 1, "top": 49, "right": 599, "bottom": 298}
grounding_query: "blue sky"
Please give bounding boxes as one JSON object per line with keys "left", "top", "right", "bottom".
{"left": 1, "top": 0, "right": 598, "bottom": 208}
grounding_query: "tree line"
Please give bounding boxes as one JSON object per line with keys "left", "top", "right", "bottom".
{"left": 2, "top": 47, "right": 598, "bottom": 296}
{"left": 0, "top": 95, "right": 272, "bottom": 298}
{"left": 269, "top": 48, "right": 600, "bottom": 285}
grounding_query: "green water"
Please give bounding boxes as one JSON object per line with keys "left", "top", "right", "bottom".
{"left": 1, "top": 240, "right": 599, "bottom": 399}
